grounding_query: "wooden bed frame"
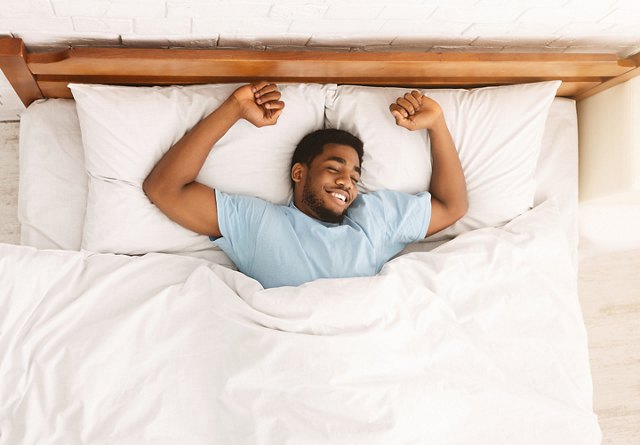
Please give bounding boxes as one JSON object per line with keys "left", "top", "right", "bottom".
{"left": 1, "top": 36, "right": 639, "bottom": 107}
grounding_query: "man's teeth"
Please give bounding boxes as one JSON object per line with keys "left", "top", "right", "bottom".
{"left": 331, "top": 192, "right": 346, "bottom": 202}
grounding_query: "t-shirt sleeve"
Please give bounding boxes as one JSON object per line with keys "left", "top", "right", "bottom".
{"left": 210, "top": 190, "right": 269, "bottom": 268}
{"left": 367, "top": 190, "right": 432, "bottom": 244}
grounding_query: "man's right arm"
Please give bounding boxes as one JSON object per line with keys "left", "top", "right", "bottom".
{"left": 390, "top": 91, "right": 468, "bottom": 237}
{"left": 142, "top": 82, "right": 284, "bottom": 237}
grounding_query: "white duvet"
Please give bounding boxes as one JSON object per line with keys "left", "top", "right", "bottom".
{"left": 0, "top": 201, "right": 600, "bottom": 444}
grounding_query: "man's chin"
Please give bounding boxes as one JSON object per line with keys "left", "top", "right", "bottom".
{"left": 301, "top": 186, "right": 349, "bottom": 223}
{"left": 316, "top": 206, "right": 346, "bottom": 224}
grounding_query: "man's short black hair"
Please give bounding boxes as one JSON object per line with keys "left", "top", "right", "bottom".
{"left": 291, "top": 129, "right": 364, "bottom": 171}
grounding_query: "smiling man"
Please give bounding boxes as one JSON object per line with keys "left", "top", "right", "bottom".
{"left": 143, "top": 82, "right": 467, "bottom": 288}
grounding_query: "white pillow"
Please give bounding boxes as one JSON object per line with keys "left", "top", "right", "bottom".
{"left": 324, "top": 81, "right": 561, "bottom": 240}
{"left": 70, "top": 83, "right": 330, "bottom": 255}
{"left": 18, "top": 99, "right": 87, "bottom": 250}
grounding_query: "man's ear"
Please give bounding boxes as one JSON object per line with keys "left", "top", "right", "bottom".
{"left": 291, "top": 162, "right": 305, "bottom": 183}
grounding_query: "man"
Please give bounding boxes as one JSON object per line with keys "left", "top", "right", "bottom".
{"left": 143, "top": 82, "right": 467, "bottom": 288}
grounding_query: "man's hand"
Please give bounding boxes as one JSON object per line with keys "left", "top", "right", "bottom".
{"left": 389, "top": 90, "right": 444, "bottom": 131}
{"left": 230, "top": 81, "right": 285, "bottom": 127}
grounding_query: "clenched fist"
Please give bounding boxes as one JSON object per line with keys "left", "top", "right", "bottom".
{"left": 230, "top": 81, "right": 285, "bottom": 128}
{"left": 389, "top": 91, "right": 444, "bottom": 131}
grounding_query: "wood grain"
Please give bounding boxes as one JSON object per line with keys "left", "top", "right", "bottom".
{"left": 0, "top": 38, "right": 43, "bottom": 106}
{"left": 0, "top": 37, "right": 638, "bottom": 105}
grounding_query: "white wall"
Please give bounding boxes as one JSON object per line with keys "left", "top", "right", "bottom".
{"left": 577, "top": 76, "right": 640, "bottom": 257}
{"left": 2, "top": 0, "right": 639, "bottom": 53}
{"left": 578, "top": 76, "right": 640, "bottom": 201}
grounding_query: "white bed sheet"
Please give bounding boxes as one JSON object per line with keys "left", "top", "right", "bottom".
{"left": 17, "top": 96, "right": 579, "bottom": 263}
{"left": 0, "top": 200, "right": 600, "bottom": 444}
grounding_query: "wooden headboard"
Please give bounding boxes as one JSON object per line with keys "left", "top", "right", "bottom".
{"left": 2, "top": 36, "right": 639, "bottom": 107}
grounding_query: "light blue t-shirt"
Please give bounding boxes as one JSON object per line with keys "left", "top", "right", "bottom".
{"left": 212, "top": 189, "right": 431, "bottom": 288}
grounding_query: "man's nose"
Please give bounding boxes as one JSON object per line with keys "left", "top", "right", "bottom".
{"left": 336, "top": 173, "right": 351, "bottom": 189}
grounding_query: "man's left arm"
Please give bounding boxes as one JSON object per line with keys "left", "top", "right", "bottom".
{"left": 390, "top": 91, "right": 468, "bottom": 237}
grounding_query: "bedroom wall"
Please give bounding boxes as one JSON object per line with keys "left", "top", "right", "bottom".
{"left": 2, "top": 0, "right": 640, "bottom": 121}
{"left": 578, "top": 76, "right": 640, "bottom": 201}
{"left": 577, "top": 75, "right": 640, "bottom": 257}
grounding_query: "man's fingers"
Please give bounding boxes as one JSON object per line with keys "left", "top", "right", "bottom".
{"left": 390, "top": 102, "right": 409, "bottom": 118}
{"left": 263, "top": 100, "right": 285, "bottom": 110}
{"left": 390, "top": 109, "right": 403, "bottom": 121}
{"left": 258, "top": 108, "right": 284, "bottom": 126}
{"left": 405, "top": 92, "right": 420, "bottom": 109}
{"left": 251, "top": 81, "right": 271, "bottom": 92}
{"left": 389, "top": 104, "right": 411, "bottom": 123}
{"left": 256, "top": 91, "right": 282, "bottom": 104}
{"left": 253, "top": 82, "right": 278, "bottom": 98}
{"left": 395, "top": 97, "right": 415, "bottom": 115}
{"left": 389, "top": 103, "right": 406, "bottom": 117}
{"left": 271, "top": 109, "right": 284, "bottom": 121}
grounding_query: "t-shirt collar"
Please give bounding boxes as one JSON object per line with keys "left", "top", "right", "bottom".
{"left": 288, "top": 200, "right": 340, "bottom": 227}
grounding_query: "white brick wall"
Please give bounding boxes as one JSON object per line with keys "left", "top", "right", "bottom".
{"left": 1, "top": 0, "right": 640, "bottom": 119}
{"left": 0, "top": 1, "right": 637, "bottom": 52}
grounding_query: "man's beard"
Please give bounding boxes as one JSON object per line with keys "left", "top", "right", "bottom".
{"left": 302, "top": 183, "right": 346, "bottom": 224}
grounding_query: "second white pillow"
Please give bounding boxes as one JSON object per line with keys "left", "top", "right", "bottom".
{"left": 324, "top": 81, "right": 561, "bottom": 240}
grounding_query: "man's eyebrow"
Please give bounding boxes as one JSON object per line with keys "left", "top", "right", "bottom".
{"left": 326, "top": 156, "right": 361, "bottom": 175}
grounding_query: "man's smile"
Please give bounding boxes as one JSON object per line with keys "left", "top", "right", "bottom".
{"left": 328, "top": 189, "right": 350, "bottom": 206}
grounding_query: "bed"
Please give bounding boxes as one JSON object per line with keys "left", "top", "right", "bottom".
{"left": 3, "top": 36, "right": 637, "bottom": 443}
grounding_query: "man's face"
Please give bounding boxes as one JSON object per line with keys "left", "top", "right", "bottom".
{"left": 292, "top": 143, "right": 361, "bottom": 223}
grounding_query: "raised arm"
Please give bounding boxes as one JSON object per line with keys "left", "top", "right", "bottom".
{"left": 390, "top": 91, "right": 468, "bottom": 237}
{"left": 142, "top": 82, "right": 284, "bottom": 237}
